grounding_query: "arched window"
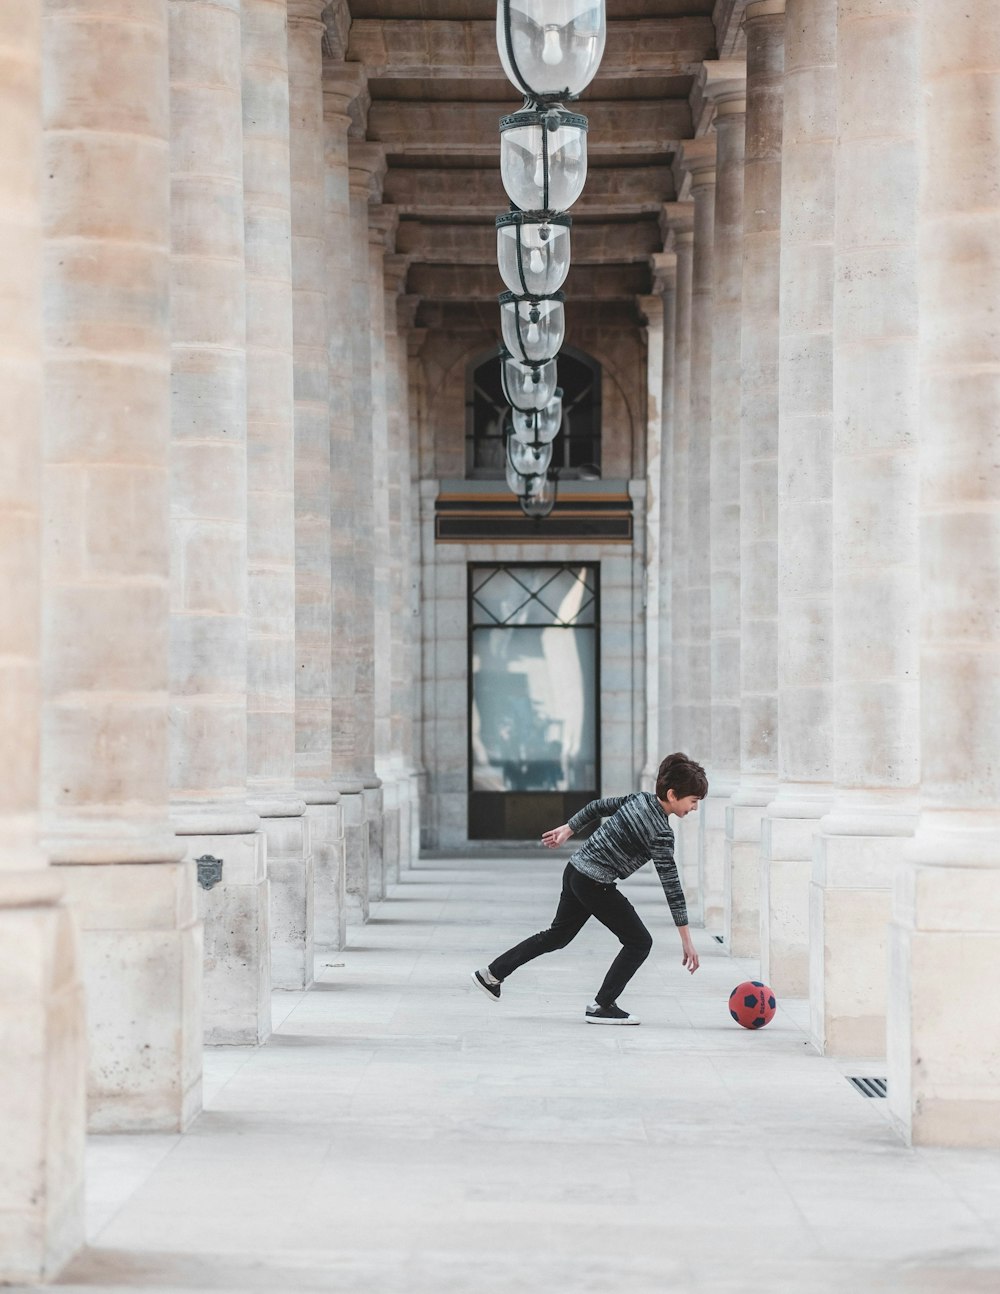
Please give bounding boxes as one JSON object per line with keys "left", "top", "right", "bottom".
{"left": 465, "top": 346, "right": 602, "bottom": 479}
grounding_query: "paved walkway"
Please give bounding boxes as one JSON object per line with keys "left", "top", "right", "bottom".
{"left": 48, "top": 854, "right": 1000, "bottom": 1293}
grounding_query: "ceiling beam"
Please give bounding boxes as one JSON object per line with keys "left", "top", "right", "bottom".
{"left": 347, "top": 17, "right": 716, "bottom": 79}
{"left": 396, "top": 219, "right": 661, "bottom": 265}
{"left": 383, "top": 165, "right": 675, "bottom": 218}
{"left": 368, "top": 100, "right": 692, "bottom": 155}
{"left": 415, "top": 299, "right": 641, "bottom": 332}
{"left": 407, "top": 262, "right": 650, "bottom": 300}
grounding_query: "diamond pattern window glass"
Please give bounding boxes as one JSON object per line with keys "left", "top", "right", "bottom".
{"left": 471, "top": 565, "right": 596, "bottom": 628}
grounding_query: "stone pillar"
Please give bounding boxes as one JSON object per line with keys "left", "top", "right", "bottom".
{"left": 639, "top": 291, "right": 665, "bottom": 799}
{"left": 316, "top": 64, "right": 366, "bottom": 953}
{"left": 886, "top": 0, "right": 1000, "bottom": 1146}
{"left": 680, "top": 136, "right": 716, "bottom": 926}
{"left": 812, "top": 0, "right": 920, "bottom": 1057}
{"left": 661, "top": 209, "right": 694, "bottom": 890}
{"left": 243, "top": 0, "right": 317, "bottom": 1012}
{"left": 345, "top": 143, "right": 387, "bottom": 922}
{"left": 761, "top": 0, "right": 836, "bottom": 997}
{"left": 369, "top": 203, "right": 397, "bottom": 902}
{"left": 702, "top": 67, "right": 746, "bottom": 935}
{"left": 286, "top": 0, "right": 350, "bottom": 985}
{"left": 0, "top": 3, "right": 85, "bottom": 1275}
{"left": 385, "top": 257, "right": 414, "bottom": 881}
{"left": 652, "top": 253, "right": 677, "bottom": 775}
{"left": 405, "top": 313, "right": 428, "bottom": 863}
{"left": 42, "top": 0, "right": 201, "bottom": 1133}
{"left": 168, "top": 0, "right": 273, "bottom": 1043}
{"left": 724, "top": 0, "right": 785, "bottom": 958}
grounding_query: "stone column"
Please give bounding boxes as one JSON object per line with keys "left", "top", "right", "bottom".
{"left": 680, "top": 136, "right": 716, "bottom": 926}
{"left": 405, "top": 314, "right": 429, "bottom": 862}
{"left": 42, "top": 0, "right": 201, "bottom": 1133}
{"left": 661, "top": 209, "right": 694, "bottom": 889}
{"left": 812, "top": 0, "right": 920, "bottom": 1057}
{"left": 652, "top": 253, "right": 677, "bottom": 775}
{"left": 639, "top": 291, "right": 665, "bottom": 799}
{"left": 886, "top": 0, "right": 1000, "bottom": 1146}
{"left": 316, "top": 64, "right": 365, "bottom": 953}
{"left": 345, "top": 142, "right": 387, "bottom": 922}
{"left": 286, "top": 0, "right": 348, "bottom": 986}
{"left": 702, "top": 67, "right": 746, "bottom": 935}
{"left": 169, "top": 0, "right": 273, "bottom": 1042}
{"left": 243, "top": 0, "right": 316, "bottom": 1010}
{"left": 369, "top": 203, "right": 397, "bottom": 902}
{"left": 761, "top": 0, "right": 836, "bottom": 997}
{"left": 385, "top": 257, "right": 414, "bottom": 880}
{"left": 724, "top": 0, "right": 785, "bottom": 958}
{"left": 0, "top": 3, "right": 85, "bottom": 1276}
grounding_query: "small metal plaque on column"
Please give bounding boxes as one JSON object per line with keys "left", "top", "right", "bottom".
{"left": 196, "top": 854, "right": 223, "bottom": 890}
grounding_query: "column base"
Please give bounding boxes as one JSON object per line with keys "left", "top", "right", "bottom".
{"left": 180, "top": 824, "right": 270, "bottom": 1046}
{"left": 810, "top": 810, "right": 912, "bottom": 1057}
{"left": 337, "top": 782, "right": 369, "bottom": 925}
{"left": 760, "top": 787, "right": 831, "bottom": 996}
{"left": 0, "top": 882, "right": 85, "bottom": 1284}
{"left": 263, "top": 807, "right": 313, "bottom": 991}
{"left": 55, "top": 860, "right": 202, "bottom": 1133}
{"left": 701, "top": 771, "right": 737, "bottom": 933}
{"left": 724, "top": 785, "right": 773, "bottom": 957}
{"left": 674, "top": 813, "right": 702, "bottom": 926}
{"left": 305, "top": 796, "right": 345, "bottom": 954}
{"left": 364, "top": 778, "right": 385, "bottom": 905}
{"left": 377, "top": 771, "right": 401, "bottom": 889}
{"left": 887, "top": 819, "right": 1000, "bottom": 1146}
{"left": 409, "top": 768, "right": 425, "bottom": 863}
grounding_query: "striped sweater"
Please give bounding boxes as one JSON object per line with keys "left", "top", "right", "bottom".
{"left": 567, "top": 793, "right": 688, "bottom": 927}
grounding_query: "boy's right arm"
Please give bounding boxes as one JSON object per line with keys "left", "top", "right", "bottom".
{"left": 566, "top": 796, "right": 630, "bottom": 835}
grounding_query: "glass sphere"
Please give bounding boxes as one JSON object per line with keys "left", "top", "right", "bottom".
{"left": 507, "top": 433, "right": 553, "bottom": 477}
{"left": 497, "top": 213, "right": 571, "bottom": 297}
{"left": 501, "top": 355, "right": 558, "bottom": 411}
{"left": 499, "top": 292, "right": 565, "bottom": 366}
{"left": 497, "top": 0, "right": 606, "bottom": 103}
{"left": 500, "top": 108, "right": 588, "bottom": 213}
{"left": 520, "top": 473, "right": 556, "bottom": 518}
{"left": 511, "top": 391, "right": 563, "bottom": 445}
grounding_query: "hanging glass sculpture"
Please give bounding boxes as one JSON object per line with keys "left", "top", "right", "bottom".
{"left": 500, "top": 107, "right": 588, "bottom": 212}
{"left": 507, "top": 430, "right": 553, "bottom": 478}
{"left": 499, "top": 292, "right": 565, "bottom": 366}
{"left": 497, "top": 0, "right": 606, "bottom": 104}
{"left": 497, "top": 212, "right": 571, "bottom": 297}
{"left": 501, "top": 353, "right": 558, "bottom": 412}
{"left": 510, "top": 391, "right": 563, "bottom": 445}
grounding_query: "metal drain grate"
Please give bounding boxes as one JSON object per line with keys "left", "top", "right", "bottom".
{"left": 847, "top": 1076, "right": 888, "bottom": 1098}
{"left": 712, "top": 935, "right": 724, "bottom": 944}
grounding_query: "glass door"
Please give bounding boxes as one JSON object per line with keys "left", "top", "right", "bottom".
{"left": 468, "top": 563, "right": 600, "bottom": 840}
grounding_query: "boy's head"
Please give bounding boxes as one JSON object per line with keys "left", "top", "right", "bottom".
{"left": 656, "top": 752, "right": 708, "bottom": 815}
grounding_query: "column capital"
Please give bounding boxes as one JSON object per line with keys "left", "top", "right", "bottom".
{"left": 384, "top": 253, "right": 410, "bottom": 299}
{"left": 322, "top": 62, "right": 368, "bottom": 124}
{"left": 287, "top": 0, "right": 326, "bottom": 29}
{"left": 348, "top": 141, "right": 387, "bottom": 202}
{"left": 701, "top": 58, "right": 747, "bottom": 117}
{"left": 636, "top": 294, "right": 664, "bottom": 329}
{"left": 369, "top": 203, "right": 398, "bottom": 251}
{"left": 660, "top": 200, "right": 694, "bottom": 243}
{"left": 650, "top": 250, "right": 677, "bottom": 294}
{"left": 679, "top": 135, "right": 717, "bottom": 192}
{"left": 744, "top": 0, "right": 786, "bottom": 23}
{"left": 398, "top": 294, "right": 421, "bottom": 335}
{"left": 321, "top": 0, "right": 351, "bottom": 59}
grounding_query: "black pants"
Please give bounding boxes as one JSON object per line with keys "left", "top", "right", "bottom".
{"left": 489, "top": 863, "right": 653, "bottom": 1008}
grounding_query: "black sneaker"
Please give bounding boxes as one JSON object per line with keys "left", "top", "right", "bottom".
{"left": 473, "top": 969, "right": 501, "bottom": 1001}
{"left": 585, "top": 1001, "right": 639, "bottom": 1025}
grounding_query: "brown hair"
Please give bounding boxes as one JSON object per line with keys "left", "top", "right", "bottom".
{"left": 655, "top": 752, "right": 708, "bottom": 802}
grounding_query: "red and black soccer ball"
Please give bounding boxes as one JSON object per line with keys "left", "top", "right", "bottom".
{"left": 729, "top": 980, "right": 777, "bottom": 1029}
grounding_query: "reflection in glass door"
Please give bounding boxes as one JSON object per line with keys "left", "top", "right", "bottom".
{"left": 468, "top": 564, "right": 600, "bottom": 840}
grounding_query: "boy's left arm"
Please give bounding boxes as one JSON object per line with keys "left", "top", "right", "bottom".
{"left": 652, "top": 834, "right": 699, "bottom": 973}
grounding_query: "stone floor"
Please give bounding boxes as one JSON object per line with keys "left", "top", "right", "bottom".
{"left": 40, "top": 853, "right": 1000, "bottom": 1293}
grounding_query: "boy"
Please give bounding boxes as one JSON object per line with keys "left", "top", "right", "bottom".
{"left": 473, "top": 752, "right": 707, "bottom": 1025}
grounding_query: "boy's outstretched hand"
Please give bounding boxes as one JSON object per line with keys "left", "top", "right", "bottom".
{"left": 680, "top": 927, "right": 700, "bottom": 974}
{"left": 541, "top": 823, "right": 573, "bottom": 849}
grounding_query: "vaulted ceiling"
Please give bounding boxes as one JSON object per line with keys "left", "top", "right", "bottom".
{"left": 334, "top": 1, "right": 747, "bottom": 316}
